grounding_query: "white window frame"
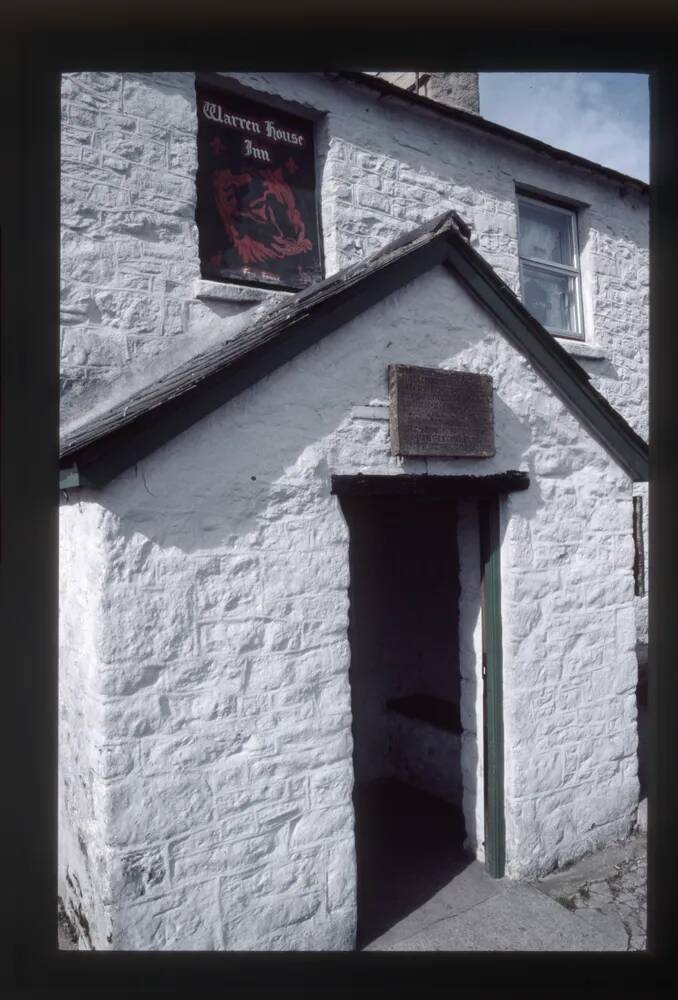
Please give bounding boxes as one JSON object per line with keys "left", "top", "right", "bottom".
{"left": 517, "top": 193, "right": 585, "bottom": 341}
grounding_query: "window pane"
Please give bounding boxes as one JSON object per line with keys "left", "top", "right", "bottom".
{"left": 522, "top": 263, "right": 578, "bottom": 333}
{"left": 519, "top": 200, "right": 575, "bottom": 267}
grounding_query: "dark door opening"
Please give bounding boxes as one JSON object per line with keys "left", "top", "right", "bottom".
{"left": 340, "top": 493, "right": 471, "bottom": 948}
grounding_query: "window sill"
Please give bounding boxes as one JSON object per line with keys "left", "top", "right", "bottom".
{"left": 553, "top": 337, "right": 607, "bottom": 360}
{"left": 193, "top": 279, "right": 293, "bottom": 304}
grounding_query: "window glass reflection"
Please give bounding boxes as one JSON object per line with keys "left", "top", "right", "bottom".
{"left": 519, "top": 201, "right": 575, "bottom": 267}
{"left": 522, "top": 263, "right": 577, "bottom": 333}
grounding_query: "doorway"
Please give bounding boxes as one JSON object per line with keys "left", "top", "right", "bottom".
{"left": 339, "top": 492, "right": 469, "bottom": 947}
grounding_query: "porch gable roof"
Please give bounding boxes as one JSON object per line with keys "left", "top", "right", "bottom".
{"left": 59, "top": 211, "right": 649, "bottom": 488}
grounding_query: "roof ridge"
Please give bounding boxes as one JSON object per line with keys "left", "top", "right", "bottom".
{"left": 334, "top": 71, "right": 649, "bottom": 192}
{"left": 60, "top": 212, "right": 462, "bottom": 456}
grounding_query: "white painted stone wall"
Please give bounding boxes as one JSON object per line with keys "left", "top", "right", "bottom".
{"left": 59, "top": 501, "right": 115, "bottom": 948}
{"left": 60, "top": 71, "right": 649, "bottom": 444}
{"left": 59, "top": 70, "right": 650, "bottom": 763}
{"left": 59, "top": 265, "right": 639, "bottom": 948}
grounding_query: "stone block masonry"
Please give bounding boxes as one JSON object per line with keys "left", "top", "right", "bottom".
{"left": 59, "top": 266, "right": 641, "bottom": 948}
{"left": 61, "top": 72, "right": 648, "bottom": 445}
{"left": 59, "top": 67, "right": 647, "bottom": 951}
{"left": 61, "top": 72, "right": 200, "bottom": 410}
{"left": 372, "top": 72, "right": 481, "bottom": 115}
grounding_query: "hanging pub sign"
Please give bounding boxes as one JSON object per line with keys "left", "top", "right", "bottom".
{"left": 195, "top": 79, "right": 323, "bottom": 291}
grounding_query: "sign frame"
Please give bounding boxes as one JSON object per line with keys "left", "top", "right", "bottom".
{"left": 194, "top": 74, "right": 325, "bottom": 293}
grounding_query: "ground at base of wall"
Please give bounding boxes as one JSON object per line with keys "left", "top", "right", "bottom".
{"left": 56, "top": 832, "right": 646, "bottom": 953}
{"left": 364, "top": 832, "right": 647, "bottom": 952}
{"left": 532, "top": 831, "right": 647, "bottom": 951}
{"left": 57, "top": 896, "right": 79, "bottom": 951}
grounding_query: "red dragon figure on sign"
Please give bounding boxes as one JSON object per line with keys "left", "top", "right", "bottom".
{"left": 212, "top": 165, "right": 313, "bottom": 265}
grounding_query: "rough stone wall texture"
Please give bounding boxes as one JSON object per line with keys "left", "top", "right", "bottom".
{"left": 423, "top": 73, "right": 480, "bottom": 115}
{"left": 60, "top": 71, "right": 649, "bottom": 444}
{"left": 372, "top": 72, "right": 481, "bottom": 114}
{"left": 59, "top": 502, "right": 115, "bottom": 949}
{"left": 59, "top": 266, "right": 639, "bottom": 948}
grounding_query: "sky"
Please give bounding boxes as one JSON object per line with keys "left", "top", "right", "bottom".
{"left": 479, "top": 73, "right": 649, "bottom": 182}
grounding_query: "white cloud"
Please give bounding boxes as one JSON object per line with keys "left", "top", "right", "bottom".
{"left": 479, "top": 73, "right": 649, "bottom": 182}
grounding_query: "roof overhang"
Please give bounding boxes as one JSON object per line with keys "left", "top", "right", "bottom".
{"left": 333, "top": 72, "right": 649, "bottom": 194}
{"left": 331, "top": 471, "right": 530, "bottom": 498}
{"left": 59, "top": 211, "right": 648, "bottom": 490}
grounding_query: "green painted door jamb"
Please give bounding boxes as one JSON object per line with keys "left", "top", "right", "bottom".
{"left": 59, "top": 464, "right": 81, "bottom": 490}
{"left": 480, "top": 494, "right": 506, "bottom": 879}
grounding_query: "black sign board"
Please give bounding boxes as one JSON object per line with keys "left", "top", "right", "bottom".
{"left": 389, "top": 365, "right": 495, "bottom": 458}
{"left": 195, "top": 80, "right": 323, "bottom": 291}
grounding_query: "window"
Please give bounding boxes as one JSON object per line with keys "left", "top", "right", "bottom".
{"left": 517, "top": 194, "right": 583, "bottom": 340}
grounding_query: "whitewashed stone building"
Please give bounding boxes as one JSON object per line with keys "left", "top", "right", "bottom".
{"left": 58, "top": 71, "right": 649, "bottom": 950}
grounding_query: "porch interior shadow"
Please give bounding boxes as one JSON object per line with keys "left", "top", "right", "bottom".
{"left": 340, "top": 494, "right": 472, "bottom": 948}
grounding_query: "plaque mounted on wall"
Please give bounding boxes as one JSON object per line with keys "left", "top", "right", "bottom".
{"left": 195, "top": 77, "right": 323, "bottom": 292}
{"left": 389, "top": 365, "right": 495, "bottom": 458}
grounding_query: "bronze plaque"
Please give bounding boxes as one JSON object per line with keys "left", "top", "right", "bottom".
{"left": 389, "top": 365, "right": 494, "bottom": 457}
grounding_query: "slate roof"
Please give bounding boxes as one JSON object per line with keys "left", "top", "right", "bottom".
{"left": 59, "top": 211, "right": 648, "bottom": 488}
{"left": 335, "top": 72, "right": 649, "bottom": 193}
